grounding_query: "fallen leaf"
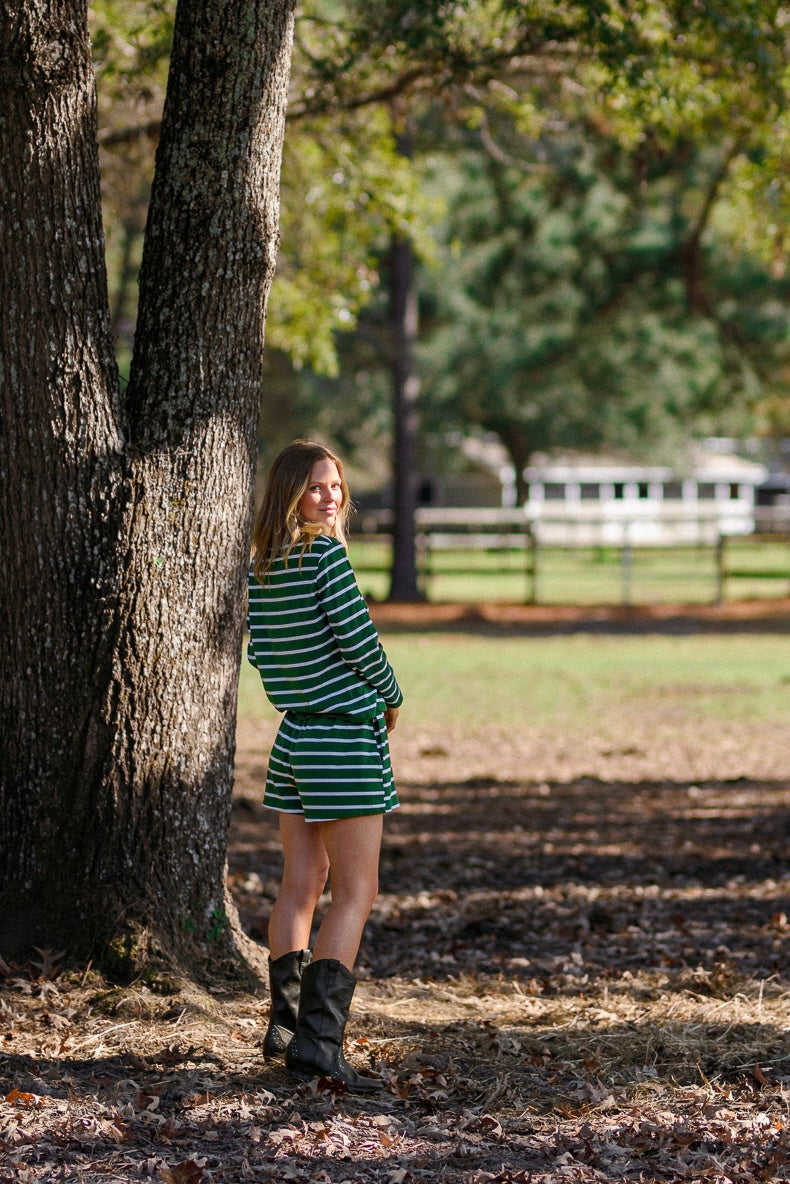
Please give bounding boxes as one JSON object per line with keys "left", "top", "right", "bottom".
{"left": 159, "top": 1160, "right": 204, "bottom": 1184}
{"left": 479, "top": 1114, "right": 504, "bottom": 1137}
{"left": 4, "top": 1090, "right": 39, "bottom": 1107}
{"left": 29, "top": 948, "right": 66, "bottom": 980}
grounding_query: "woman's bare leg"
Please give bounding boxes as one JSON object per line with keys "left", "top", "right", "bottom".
{"left": 312, "top": 814, "right": 383, "bottom": 970}
{"left": 267, "top": 813, "right": 330, "bottom": 960}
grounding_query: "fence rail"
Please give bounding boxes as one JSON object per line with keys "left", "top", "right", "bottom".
{"left": 350, "top": 508, "right": 790, "bottom": 605}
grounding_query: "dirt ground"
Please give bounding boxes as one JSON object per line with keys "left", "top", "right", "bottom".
{"left": 2, "top": 602, "right": 790, "bottom": 1183}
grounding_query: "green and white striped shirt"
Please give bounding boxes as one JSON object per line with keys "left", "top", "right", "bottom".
{"left": 247, "top": 535, "right": 403, "bottom": 721}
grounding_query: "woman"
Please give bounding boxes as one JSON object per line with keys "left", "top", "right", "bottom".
{"left": 247, "top": 440, "right": 402, "bottom": 1092}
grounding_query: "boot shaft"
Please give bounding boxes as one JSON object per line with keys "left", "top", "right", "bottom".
{"left": 295, "top": 957, "right": 356, "bottom": 1042}
{"left": 264, "top": 948, "right": 311, "bottom": 1059}
{"left": 286, "top": 958, "right": 383, "bottom": 1093}
{"left": 268, "top": 948, "right": 312, "bottom": 1027}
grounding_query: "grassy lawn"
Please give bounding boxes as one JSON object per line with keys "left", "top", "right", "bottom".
{"left": 377, "top": 631, "right": 790, "bottom": 729}
{"left": 238, "top": 630, "right": 790, "bottom": 731}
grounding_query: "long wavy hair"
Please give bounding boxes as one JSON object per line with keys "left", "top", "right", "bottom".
{"left": 251, "top": 440, "right": 351, "bottom": 583}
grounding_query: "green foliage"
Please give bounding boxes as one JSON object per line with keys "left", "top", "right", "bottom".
{"left": 270, "top": 109, "right": 438, "bottom": 375}
{"left": 90, "top": 0, "right": 172, "bottom": 90}
{"left": 88, "top": 0, "right": 788, "bottom": 442}
{"left": 207, "top": 908, "right": 228, "bottom": 941}
{"left": 181, "top": 908, "right": 228, "bottom": 941}
{"left": 418, "top": 113, "right": 790, "bottom": 472}
{"left": 293, "top": 0, "right": 787, "bottom": 156}
{"left": 715, "top": 111, "right": 790, "bottom": 273}
{"left": 294, "top": 1, "right": 786, "bottom": 118}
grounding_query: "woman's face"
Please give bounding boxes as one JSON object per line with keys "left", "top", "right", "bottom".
{"left": 298, "top": 457, "right": 343, "bottom": 528}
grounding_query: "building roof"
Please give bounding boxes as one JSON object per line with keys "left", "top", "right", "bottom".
{"left": 524, "top": 446, "right": 767, "bottom": 484}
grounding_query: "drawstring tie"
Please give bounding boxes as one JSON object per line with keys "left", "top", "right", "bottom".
{"left": 286, "top": 708, "right": 388, "bottom": 772}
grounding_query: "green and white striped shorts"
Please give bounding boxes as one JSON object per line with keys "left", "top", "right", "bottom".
{"left": 264, "top": 710, "right": 399, "bottom": 822}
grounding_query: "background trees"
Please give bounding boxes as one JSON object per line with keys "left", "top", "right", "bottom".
{"left": 419, "top": 113, "right": 790, "bottom": 498}
{"left": 274, "top": 1, "right": 789, "bottom": 518}
{"left": 89, "top": 2, "right": 790, "bottom": 498}
{"left": 91, "top": 4, "right": 789, "bottom": 439}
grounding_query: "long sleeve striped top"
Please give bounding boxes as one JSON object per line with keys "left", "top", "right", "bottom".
{"left": 247, "top": 535, "right": 403, "bottom": 722}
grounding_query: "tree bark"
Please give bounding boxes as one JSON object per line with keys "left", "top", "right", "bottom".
{"left": 496, "top": 427, "right": 531, "bottom": 506}
{"left": 0, "top": 0, "right": 127, "bottom": 952}
{"left": 387, "top": 231, "right": 422, "bottom": 601}
{"left": 0, "top": 0, "right": 296, "bottom": 977}
{"left": 387, "top": 132, "right": 422, "bottom": 602}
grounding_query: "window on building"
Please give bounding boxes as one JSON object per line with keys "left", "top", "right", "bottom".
{"left": 662, "top": 481, "right": 683, "bottom": 500}
{"left": 580, "top": 483, "right": 600, "bottom": 500}
{"left": 637, "top": 482, "right": 650, "bottom": 499}
{"left": 698, "top": 482, "right": 717, "bottom": 500}
{"left": 729, "top": 482, "right": 741, "bottom": 500}
{"left": 613, "top": 482, "right": 625, "bottom": 500}
{"left": 544, "top": 482, "right": 566, "bottom": 501}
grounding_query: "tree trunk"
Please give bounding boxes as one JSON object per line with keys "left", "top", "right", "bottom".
{"left": 0, "top": 0, "right": 127, "bottom": 954}
{"left": 387, "top": 129, "right": 422, "bottom": 602}
{"left": 497, "top": 428, "right": 532, "bottom": 506}
{"left": 0, "top": 0, "right": 296, "bottom": 977}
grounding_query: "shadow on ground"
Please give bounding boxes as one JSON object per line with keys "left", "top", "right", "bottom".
{"left": 230, "top": 774, "right": 790, "bottom": 986}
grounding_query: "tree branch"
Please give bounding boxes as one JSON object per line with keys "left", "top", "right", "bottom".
{"left": 680, "top": 138, "right": 746, "bottom": 319}
{"left": 286, "top": 43, "right": 583, "bottom": 121}
{"left": 99, "top": 118, "right": 162, "bottom": 148}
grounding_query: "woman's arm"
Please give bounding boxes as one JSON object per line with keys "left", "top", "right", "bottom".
{"left": 316, "top": 543, "right": 403, "bottom": 707}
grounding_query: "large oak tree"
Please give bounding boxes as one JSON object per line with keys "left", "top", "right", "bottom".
{"left": 0, "top": 0, "right": 296, "bottom": 976}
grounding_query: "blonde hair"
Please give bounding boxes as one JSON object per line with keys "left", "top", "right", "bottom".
{"left": 252, "top": 440, "right": 351, "bottom": 582}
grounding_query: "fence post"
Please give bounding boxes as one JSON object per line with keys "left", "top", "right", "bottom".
{"left": 416, "top": 527, "right": 431, "bottom": 600}
{"left": 715, "top": 533, "right": 725, "bottom": 605}
{"left": 621, "top": 541, "right": 632, "bottom": 606}
{"left": 526, "top": 525, "right": 538, "bottom": 605}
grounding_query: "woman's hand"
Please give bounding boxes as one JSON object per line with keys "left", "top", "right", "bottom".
{"left": 385, "top": 705, "right": 399, "bottom": 733}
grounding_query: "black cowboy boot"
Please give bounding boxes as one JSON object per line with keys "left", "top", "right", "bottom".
{"left": 285, "top": 958, "right": 383, "bottom": 1092}
{"left": 263, "top": 949, "right": 312, "bottom": 1059}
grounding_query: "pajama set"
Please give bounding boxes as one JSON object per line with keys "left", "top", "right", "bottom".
{"left": 247, "top": 535, "right": 403, "bottom": 822}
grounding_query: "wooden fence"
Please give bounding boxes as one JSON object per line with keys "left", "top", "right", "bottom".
{"left": 351, "top": 507, "right": 790, "bottom": 605}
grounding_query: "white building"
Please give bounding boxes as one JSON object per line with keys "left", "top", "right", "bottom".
{"left": 523, "top": 444, "right": 767, "bottom": 545}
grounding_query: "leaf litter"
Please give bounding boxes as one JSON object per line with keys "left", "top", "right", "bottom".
{"left": 3, "top": 617, "right": 790, "bottom": 1183}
